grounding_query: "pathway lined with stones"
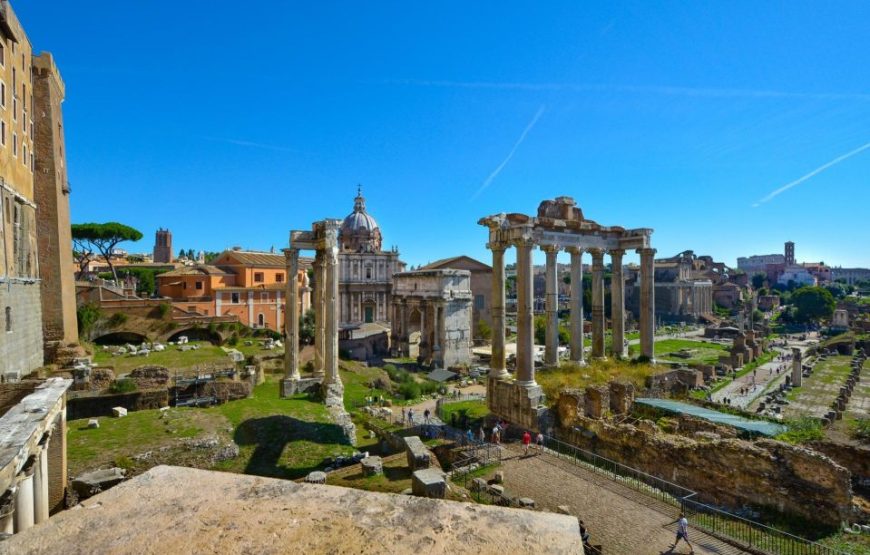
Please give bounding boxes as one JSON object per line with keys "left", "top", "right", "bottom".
{"left": 497, "top": 444, "right": 750, "bottom": 555}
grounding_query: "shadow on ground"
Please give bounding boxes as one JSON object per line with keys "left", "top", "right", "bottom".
{"left": 233, "top": 415, "right": 350, "bottom": 480}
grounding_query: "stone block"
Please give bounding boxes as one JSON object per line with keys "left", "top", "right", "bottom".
{"left": 470, "top": 478, "right": 487, "bottom": 492}
{"left": 71, "top": 468, "right": 126, "bottom": 500}
{"left": 556, "top": 505, "right": 572, "bottom": 515}
{"left": 404, "top": 436, "right": 431, "bottom": 471}
{"left": 112, "top": 407, "right": 127, "bottom": 418}
{"left": 518, "top": 497, "right": 535, "bottom": 508}
{"left": 411, "top": 468, "right": 446, "bottom": 499}
{"left": 584, "top": 386, "right": 608, "bottom": 419}
{"left": 488, "top": 484, "right": 505, "bottom": 496}
{"left": 360, "top": 456, "right": 383, "bottom": 477}
{"left": 87, "top": 419, "right": 99, "bottom": 429}
{"left": 493, "top": 471, "right": 504, "bottom": 484}
{"left": 304, "top": 471, "right": 326, "bottom": 484}
{"left": 609, "top": 382, "right": 634, "bottom": 415}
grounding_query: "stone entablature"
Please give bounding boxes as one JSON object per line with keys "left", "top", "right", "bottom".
{"left": 391, "top": 269, "right": 473, "bottom": 368}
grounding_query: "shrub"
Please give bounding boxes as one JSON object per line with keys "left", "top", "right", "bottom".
{"left": 227, "top": 333, "right": 239, "bottom": 346}
{"left": 776, "top": 417, "right": 824, "bottom": 444}
{"left": 77, "top": 303, "right": 102, "bottom": 336}
{"left": 107, "top": 312, "right": 128, "bottom": 327}
{"left": 157, "top": 303, "right": 172, "bottom": 318}
{"left": 207, "top": 322, "right": 218, "bottom": 334}
{"left": 109, "top": 378, "right": 137, "bottom": 394}
{"left": 397, "top": 381, "right": 421, "bottom": 400}
{"left": 854, "top": 419, "right": 870, "bottom": 442}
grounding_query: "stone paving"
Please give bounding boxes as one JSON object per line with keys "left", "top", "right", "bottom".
{"left": 783, "top": 355, "right": 853, "bottom": 419}
{"left": 497, "top": 444, "right": 750, "bottom": 555}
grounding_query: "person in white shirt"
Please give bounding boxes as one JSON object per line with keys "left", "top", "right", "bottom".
{"left": 670, "top": 512, "right": 694, "bottom": 554}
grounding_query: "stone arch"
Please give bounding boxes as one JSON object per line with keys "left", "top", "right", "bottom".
{"left": 92, "top": 331, "right": 149, "bottom": 346}
{"left": 165, "top": 327, "right": 223, "bottom": 345}
{"left": 407, "top": 308, "right": 423, "bottom": 358}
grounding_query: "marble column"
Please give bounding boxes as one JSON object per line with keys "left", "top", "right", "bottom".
{"left": 284, "top": 249, "right": 301, "bottom": 380}
{"left": 591, "top": 249, "right": 606, "bottom": 359}
{"left": 14, "top": 466, "right": 34, "bottom": 533}
{"left": 33, "top": 443, "right": 49, "bottom": 524}
{"left": 489, "top": 244, "right": 508, "bottom": 379}
{"left": 515, "top": 239, "right": 536, "bottom": 385}
{"left": 567, "top": 247, "right": 585, "bottom": 365}
{"left": 639, "top": 247, "right": 656, "bottom": 361}
{"left": 401, "top": 304, "right": 409, "bottom": 357}
{"left": 609, "top": 249, "right": 626, "bottom": 359}
{"left": 313, "top": 251, "right": 325, "bottom": 377}
{"left": 323, "top": 245, "right": 340, "bottom": 385}
{"left": 543, "top": 246, "right": 560, "bottom": 367}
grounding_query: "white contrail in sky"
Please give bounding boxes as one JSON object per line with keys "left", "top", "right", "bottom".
{"left": 752, "top": 141, "right": 870, "bottom": 207}
{"left": 471, "top": 105, "right": 546, "bottom": 200}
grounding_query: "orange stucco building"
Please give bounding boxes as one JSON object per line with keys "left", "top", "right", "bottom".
{"left": 156, "top": 250, "right": 311, "bottom": 331}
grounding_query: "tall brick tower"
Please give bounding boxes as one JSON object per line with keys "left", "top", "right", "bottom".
{"left": 33, "top": 52, "right": 79, "bottom": 361}
{"left": 153, "top": 228, "right": 173, "bottom": 263}
{"left": 784, "top": 241, "right": 795, "bottom": 266}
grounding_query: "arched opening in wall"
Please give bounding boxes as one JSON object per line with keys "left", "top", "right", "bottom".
{"left": 362, "top": 300, "right": 376, "bottom": 324}
{"left": 167, "top": 328, "right": 222, "bottom": 345}
{"left": 4, "top": 306, "right": 11, "bottom": 332}
{"left": 257, "top": 313, "right": 265, "bottom": 328}
{"left": 407, "top": 308, "right": 422, "bottom": 359}
{"left": 93, "top": 331, "right": 148, "bottom": 346}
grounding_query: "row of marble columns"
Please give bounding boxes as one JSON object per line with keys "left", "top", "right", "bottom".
{"left": 488, "top": 242, "right": 656, "bottom": 385}
{"left": 284, "top": 246, "right": 340, "bottom": 385}
{"left": 0, "top": 433, "right": 52, "bottom": 534}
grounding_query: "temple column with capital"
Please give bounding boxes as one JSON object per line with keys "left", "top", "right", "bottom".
{"left": 284, "top": 249, "right": 301, "bottom": 380}
{"left": 543, "top": 246, "right": 560, "bottom": 367}
{"left": 567, "top": 247, "right": 586, "bottom": 365}
{"left": 609, "top": 249, "right": 626, "bottom": 358}
{"left": 323, "top": 244, "right": 341, "bottom": 386}
{"left": 489, "top": 244, "right": 509, "bottom": 379}
{"left": 591, "top": 249, "right": 606, "bottom": 359}
{"left": 313, "top": 251, "right": 325, "bottom": 378}
{"left": 639, "top": 247, "right": 656, "bottom": 361}
{"left": 515, "top": 239, "right": 536, "bottom": 385}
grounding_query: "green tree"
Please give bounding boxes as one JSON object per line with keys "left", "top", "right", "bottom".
{"left": 299, "top": 308, "right": 315, "bottom": 344}
{"left": 751, "top": 273, "right": 766, "bottom": 290}
{"left": 791, "top": 286, "right": 835, "bottom": 323}
{"left": 71, "top": 222, "right": 143, "bottom": 282}
{"left": 476, "top": 319, "right": 492, "bottom": 341}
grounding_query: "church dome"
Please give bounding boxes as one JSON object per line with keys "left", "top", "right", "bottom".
{"left": 339, "top": 187, "right": 383, "bottom": 252}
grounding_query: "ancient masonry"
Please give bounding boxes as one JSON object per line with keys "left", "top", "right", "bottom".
{"left": 391, "top": 269, "right": 473, "bottom": 369}
{"left": 480, "top": 197, "right": 654, "bottom": 429}
{"left": 282, "top": 219, "right": 355, "bottom": 443}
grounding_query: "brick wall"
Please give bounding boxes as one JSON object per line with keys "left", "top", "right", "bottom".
{"left": 0, "top": 281, "right": 45, "bottom": 380}
{"left": 0, "top": 381, "right": 39, "bottom": 415}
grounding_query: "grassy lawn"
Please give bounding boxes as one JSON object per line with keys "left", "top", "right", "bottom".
{"left": 68, "top": 376, "right": 359, "bottom": 481}
{"left": 92, "top": 341, "right": 234, "bottom": 374}
{"left": 537, "top": 359, "right": 660, "bottom": 403}
{"left": 652, "top": 339, "right": 728, "bottom": 365}
{"left": 784, "top": 355, "right": 852, "bottom": 419}
{"left": 439, "top": 399, "right": 489, "bottom": 427}
{"left": 325, "top": 452, "right": 412, "bottom": 494}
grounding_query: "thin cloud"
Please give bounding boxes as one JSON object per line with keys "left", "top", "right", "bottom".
{"left": 752, "top": 141, "right": 870, "bottom": 207}
{"left": 386, "top": 79, "right": 870, "bottom": 101}
{"left": 471, "top": 105, "right": 546, "bottom": 201}
{"left": 200, "top": 135, "right": 299, "bottom": 153}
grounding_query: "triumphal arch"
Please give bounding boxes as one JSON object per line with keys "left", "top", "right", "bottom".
{"left": 479, "top": 196, "right": 655, "bottom": 429}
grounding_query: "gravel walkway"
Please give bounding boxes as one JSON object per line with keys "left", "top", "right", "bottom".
{"left": 497, "top": 444, "right": 750, "bottom": 555}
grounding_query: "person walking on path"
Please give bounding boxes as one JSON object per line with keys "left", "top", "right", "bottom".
{"left": 491, "top": 425, "right": 500, "bottom": 445}
{"left": 669, "top": 513, "right": 694, "bottom": 554}
{"left": 522, "top": 430, "right": 531, "bottom": 456}
{"left": 535, "top": 432, "right": 544, "bottom": 454}
{"left": 478, "top": 426, "right": 486, "bottom": 443}
{"left": 408, "top": 408, "right": 414, "bottom": 426}
{"left": 423, "top": 408, "right": 431, "bottom": 424}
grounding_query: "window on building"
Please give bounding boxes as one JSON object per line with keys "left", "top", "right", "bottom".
{"left": 475, "top": 295, "right": 485, "bottom": 310}
{"left": 22, "top": 110, "right": 26, "bottom": 134}
{"left": 257, "top": 313, "right": 265, "bottom": 327}
{"left": 254, "top": 272, "right": 264, "bottom": 283}
{"left": 0, "top": 81, "right": 5, "bottom": 108}
{"left": 1, "top": 120, "right": 6, "bottom": 146}
{"left": 365, "top": 266, "right": 372, "bottom": 280}
{"left": 260, "top": 292, "right": 269, "bottom": 302}
{"left": 183, "top": 282, "right": 187, "bottom": 290}
{"left": 195, "top": 281, "right": 203, "bottom": 290}
{"left": 11, "top": 97, "right": 15, "bottom": 121}
{"left": 22, "top": 144, "right": 26, "bottom": 165}
{"left": 275, "top": 273, "right": 284, "bottom": 283}
{"left": 231, "top": 292, "right": 240, "bottom": 304}
{"left": 4, "top": 306, "right": 11, "bottom": 333}
{"left": 12, "top": 133, "right": 16, "bottom": 157}
{"left": 0, "top": 42, "right": 4, "bottom": 67}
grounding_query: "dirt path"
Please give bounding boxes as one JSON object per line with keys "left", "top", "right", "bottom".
{"left": 496, "top": 444, "right": 750, "bottom": 555}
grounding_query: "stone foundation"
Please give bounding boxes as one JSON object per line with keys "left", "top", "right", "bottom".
{"left": 0, "top": 281, "right": 45, "bottom": 381}
{"left": 487, "top": 378, "right": 547, "bottom": 431}
{"left": 280, "top": 377, "right": 322, "bottom": 397}
{"left": 557, "top": 415, "right": 853, "bottom": 526}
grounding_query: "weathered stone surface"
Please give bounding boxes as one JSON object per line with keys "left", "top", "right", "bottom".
{"left": 404, "top": 436, "right": 431, "bottom": 470}
{"left": 558, "top": 415, "right": 853, "bottom": 526}
{"left": 87, "top": 419, "right": 99, "bottom": 429}
{"left": 518, "top": 497, "right": 536, "bottom": 508}
{"left": 5, "top": 466, "right": 584, "bottom": 554}
{"left": 305, "top": 471, "right": 327, "bottom": 484}
{"left": 470, "top": 478, "right": 487, "bottom": 492}
{"left": 112, "top": 406, "right": 127, "bottom": 418}
{"left": 493, "top": 471, "right": 504, "bottom": 484}
{"left": 71, "top": 467, "right": 126, "bottom": 500}
{"left": 0, "top": 283, "right": 44, "bottom": 381}
{"left": 489, "top": 484, "right": 505, "bottom": 496}
{"left": 360, "top": 456, "right": 383, "bottom": 476}
{"left": 411, "top": 468, "right": 447, "bottom": 499}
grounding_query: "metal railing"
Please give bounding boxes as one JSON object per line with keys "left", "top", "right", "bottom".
{"left": 540, "top": 432, "right": 847, "bottom": 555}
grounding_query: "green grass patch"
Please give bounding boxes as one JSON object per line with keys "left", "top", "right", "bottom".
{"left": 439, "top": 399, "right": 489, "bottom": 428}
{"left": 92, "top": 341, "right": 233, "bottom": 374}
{"left": 537, "top": 360, "right": 660, "bottom": 403}
{"left": 654, "top": 339, "right": 728, "bottom": 365}
{"left": 774, "top": 417, "right": 825, "bottom": 444}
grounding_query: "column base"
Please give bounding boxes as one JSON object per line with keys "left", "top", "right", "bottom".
{"left": 281, "top": 377, "right": 322, "bottom": 397}
{"left": 568, "top": 359, "right": 588, "bottom": 367}
{"left": 488, "top": 368, "right": 511, "bottom": 380}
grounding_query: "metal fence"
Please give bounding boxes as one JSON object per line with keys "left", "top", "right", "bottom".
{"left": 540, "top": 433, "right": 847, "bottom": 555}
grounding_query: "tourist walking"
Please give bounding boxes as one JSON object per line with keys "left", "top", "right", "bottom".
{"left": 669, "top": 513, "right": 694, "bottom": 554}
{"left": 491, "top": 425, "right": 500, "bottom": 445}
{"left": 424, "top": 408, "right": 431, "bottom": 424}
{"left": 522, "top": 430, "right": 531, "bottom": 456}
{"left": 478, "top": 426, "right": 486, "bottom": 443}
{"left": 535, "top": 432, "right": 544, "bottom": 454}
{"left": 408, "top": 408, "right": 414, "bottom": 426}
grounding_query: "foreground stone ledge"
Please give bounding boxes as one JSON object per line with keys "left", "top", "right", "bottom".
{"left": 0, "top": 465, "right": 584, "bottom": 555}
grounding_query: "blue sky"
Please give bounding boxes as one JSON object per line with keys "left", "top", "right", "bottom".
{"left": 18, "top": 1, "right": 870, "bottom": 269}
